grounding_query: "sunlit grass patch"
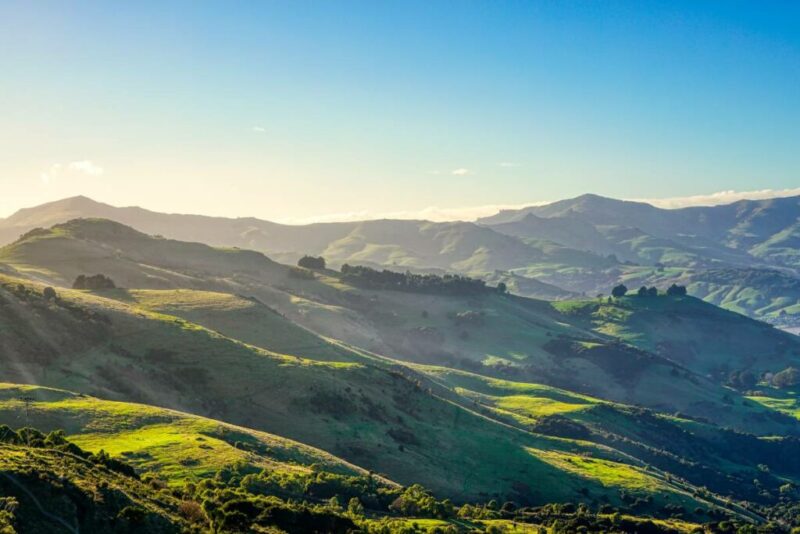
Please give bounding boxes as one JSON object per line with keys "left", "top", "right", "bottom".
{"left": 69, "top": 422, "right": 259, "bottom": 482}
{"left": 527, "top": 449, "right": 661, "bottom": 492}
{"left": 496, "top": 395, "right": 593, "bottom": 418}
{"left": 746, "top": 391, "right": 800, "bottom": 419}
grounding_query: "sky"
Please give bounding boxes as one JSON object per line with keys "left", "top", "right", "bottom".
{"left": 0, "top": 1, "right": 799, "bottom": 222}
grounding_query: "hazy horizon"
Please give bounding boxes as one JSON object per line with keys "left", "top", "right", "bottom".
{"left": 3, "top": 186, "right": 800, "bottom": 225}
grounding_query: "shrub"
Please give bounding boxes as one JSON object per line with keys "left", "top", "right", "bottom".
{"left": 42, "top": 286, "right": 57, "bottom": 300}
{"left": 178, "top": 500, "right": 206, "bottom": 524}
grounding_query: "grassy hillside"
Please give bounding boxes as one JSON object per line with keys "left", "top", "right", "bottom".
{"left": 2, "top": 219, "right": 798, "bottom": 437}
{"left": 8, "top": 220, "right": 800, "bottom": 529}
{"left": 0, "top": 425, "right": 709, "bottom": 534}
{"left": 0, "top": 384, "right": 370, "bottom": 485}
{"left": 552, "top": 294, "right": 800, "bottom": 379}
{"left": 419, "top": 367, "right": 800, "bottom": 509}
{"left": 0, "top": 273, "right": 721, "bottom": 512}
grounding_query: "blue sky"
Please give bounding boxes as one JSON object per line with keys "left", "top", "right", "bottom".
{"left": 1, "top": 1, "right": 799, "bottom": 221}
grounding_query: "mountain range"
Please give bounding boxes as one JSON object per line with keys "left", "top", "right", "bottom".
{"left": 3, "top": 193, "right": 800, "bottom": 329}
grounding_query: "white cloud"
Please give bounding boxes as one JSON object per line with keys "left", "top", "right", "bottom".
{"left": 252, "top": 126, "right": 266, "bottom": 133}
{"left": 634, "top": 188, "right": 800, "bottom": 209}
{"left": 67, "top": 160, "right": 104, "bottom": 176}
{"left": 40, "top": 160, "right": 104, "bottom": 185}
{"left": 451, "top": 168, "right": 472, "bottom": 176}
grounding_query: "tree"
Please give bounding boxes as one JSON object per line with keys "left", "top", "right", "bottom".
{"left": 666, "top": 283, "right": 687, "bottom": 296}
{"left": 772, "top": 367, "right": 800, "bottom": 389}
{"left": 298, "top": 255, "right": 326, "bottom": 270}
{"left": 637, "top": 286, "right": 648, "bottom": 297}
{"left": 496, "top": 282, "right": 508, "bottom": 294}
{"left": 647, "top": 286, "right": 658, "bottom": 297}
{"left": 42, "top": 287, "right": 57, "bottom": 301}
{"left": 72, "top": 274, "right": 116, "bottom": 290}
{"left": 611, "top": 284, "right": 628, "bottom": 298}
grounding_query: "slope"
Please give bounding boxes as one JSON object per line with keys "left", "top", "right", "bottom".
{"left": 0, "top": 383, "right": 370, "bottom": 485}
{"left": 0, "top": 273, "right": 714, "bottom": 510}
{"left": 2, "top": 219, "right": 798, "bottom": 437}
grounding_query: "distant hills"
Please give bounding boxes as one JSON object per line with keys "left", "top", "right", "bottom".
{"left": 3, "top": 193, "right": 800, "bottom": 327}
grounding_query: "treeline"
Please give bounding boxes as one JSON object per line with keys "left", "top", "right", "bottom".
{"left": 610, "top": 283, "right": 688, "bottom": 298}
{"left": 340, "top": 264, "right": 502, "bottom": 296}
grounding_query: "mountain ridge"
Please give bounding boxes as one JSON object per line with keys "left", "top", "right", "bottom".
{"left": 5, "top": 194, "right": 800, "bottom": 329}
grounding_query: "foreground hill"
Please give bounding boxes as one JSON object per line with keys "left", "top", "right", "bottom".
{"left": 0, "top": 424, "right": 712, "bottom": 534}
{"left": 0, "top": 383, "right": 371, "bottom": 485}
{"left": 0, "top": 272, "right": 723, "bottom": 513}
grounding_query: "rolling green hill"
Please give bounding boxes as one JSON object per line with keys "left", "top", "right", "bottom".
{"left": 7, "top": 219, "right": 800, "bottom": 530}
{"left": 0, "top": 383, "right": 371, "bottom": 485}
{"left": 551, "top": 294, "right": 800, "bottom": 380}
{"left": 0, "top": 272, "right": 721, "bottom": 512}
{"left": 2, "top": 219, "right": 798, "bottom": 437}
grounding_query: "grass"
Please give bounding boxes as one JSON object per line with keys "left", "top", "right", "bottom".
{"left": 495, "top": 395, "right": 593, "bottom": 418}
{"left": 528, "top": 449, "right": 661, "bottom": 493}
{"left": 117, "top": 288, "right": 359, "bottom": 362}
{"left": 746, "top": 389, "right": 800, "bottom": 419}
{"left": 2, "top": 223, "right": 797, "bottom": 515}
{"left": 0, "top": 383, "right": 366, "bottom": 485}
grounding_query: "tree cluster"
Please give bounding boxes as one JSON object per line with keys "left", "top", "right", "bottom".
{"left": 666, "top": 283, "right": 688, "bottom": 296}
{"left": 340, "top": 264, "right": 492, "bottom": 296}
{"left": 73, "top": 274, "right": 116, "bottom": 290}
{"left": 637, "top": 286, "right": 659, "bottom": 297}
{"left": 298, "top": 255, "right": 326, "bottom": 270}
{"left": 611, "top": 283, "right": 688, "bottom": 298}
